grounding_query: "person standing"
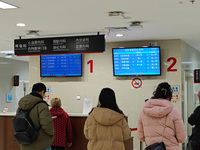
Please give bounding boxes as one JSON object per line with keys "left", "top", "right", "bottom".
{"left": 188, "top": 90, "right": 200, "bottom": 150}
{"left": 50, "top": 97, "right": 72, "bottom": 150}
{"left": 18, "top": 82, "right": 54, "bottom": 150}
{"left": 137, "top": 82, "right": 186, "bottom": 150}
{"left": 84, "top": 88, "right": 131, "bottom": 150}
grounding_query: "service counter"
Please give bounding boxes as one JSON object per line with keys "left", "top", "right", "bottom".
{"left": 0, "top": 113, "right": 19, "bottom": 150}
{"left": 0, "top": 113, "right": 133, "bottom": 150}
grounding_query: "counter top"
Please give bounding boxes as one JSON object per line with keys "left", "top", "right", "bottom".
{"left": 69, "top": 113, "right": 88, "bottom": 117}
{"left": 0, "top": 112, "right": 16, "bottom": 116}
{"left": 0, "top": 112, "right": 88, "bottom": 117}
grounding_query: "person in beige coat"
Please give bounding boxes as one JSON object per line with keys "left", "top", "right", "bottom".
{"left": 84, "top": 88, "right": 131, "bottom": 150}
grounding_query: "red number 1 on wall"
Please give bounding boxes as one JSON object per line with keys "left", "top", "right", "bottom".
{"left": 87, "top": 60, "right": 93, "bottom": 73}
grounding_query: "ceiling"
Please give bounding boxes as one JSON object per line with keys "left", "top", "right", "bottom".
{"left": 0, "top": 0, "right": 200, "bottom": 62}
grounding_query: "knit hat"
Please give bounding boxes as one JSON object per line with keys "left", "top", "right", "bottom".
{"left": 197, "top": 91, "right": 200, "bottom": 97}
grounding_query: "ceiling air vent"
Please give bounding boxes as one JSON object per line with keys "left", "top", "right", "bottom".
{"left": 105, "top": 27, "right": 131, "bottom": 31}
{"left": 105, "top": 21, "right": 142, "bottom": 32}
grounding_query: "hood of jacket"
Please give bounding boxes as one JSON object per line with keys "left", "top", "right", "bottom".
{"left": 143, "top": 99, "right": 173, "bottom": 118}
{"left": 18, "top": 94, "right": 44, "bottom": 110}
{"left": 50, "top": 107, "right": 65, "bottom": 117}
{"left": 91, "top": 107, "right": 124, "bottom": 126}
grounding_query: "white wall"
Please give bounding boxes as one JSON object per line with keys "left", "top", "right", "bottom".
{"left": 29, "top": 39, "right": 182, "bottom": 150}
{"left": 0, "top": 58, "right": 29, "bottom": 112}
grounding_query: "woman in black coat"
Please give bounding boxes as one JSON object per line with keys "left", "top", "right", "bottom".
{"left": 188, "top": 91, "right": 200, "bottom": 150}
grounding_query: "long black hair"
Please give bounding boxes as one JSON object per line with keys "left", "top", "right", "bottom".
{"left": 98, "top": 88, "right": 123, "bottom": 114}
{"left": 152, "top": 82, "right": 173, "bottom": 101}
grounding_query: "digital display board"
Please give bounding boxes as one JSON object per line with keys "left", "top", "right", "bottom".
{"left": 112, "top": 47, "right": 161, "bottom": 76}
{"left": 40, "top": 54, "right": 82, "bottom": 77}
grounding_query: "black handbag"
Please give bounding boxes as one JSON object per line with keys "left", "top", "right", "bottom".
{"left": 145, "top": 142, "right": 166, "bottom": 150}
{"left": 145, "top": 116, "right": 167, "bottom": 150}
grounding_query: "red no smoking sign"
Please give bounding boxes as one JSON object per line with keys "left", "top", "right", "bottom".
{"left": 131, "top": 78, "right": 142, "bottom": 89}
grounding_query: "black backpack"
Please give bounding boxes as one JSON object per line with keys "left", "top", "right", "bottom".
{"left": 12, "top": 101, "right": 46, "bottom": 145}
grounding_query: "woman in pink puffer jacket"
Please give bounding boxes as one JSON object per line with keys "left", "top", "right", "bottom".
{"left": 137, "top": 82, "right": 186, "bottom": 150}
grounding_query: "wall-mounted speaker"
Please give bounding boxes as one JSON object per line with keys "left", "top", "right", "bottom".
{"left": 13, "top": 75, "right": 19, "bottom": 86}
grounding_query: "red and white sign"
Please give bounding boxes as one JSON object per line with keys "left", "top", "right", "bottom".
{"left": 172, "top": 93, "right": 180, "bottom": 103}
{"left": 44, "top": 86, "right": 51, "bottom": 104}
{"left": 131, "top": 78, "right": 142, "bottom": 89}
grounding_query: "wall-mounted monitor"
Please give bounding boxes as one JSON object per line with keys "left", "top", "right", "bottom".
{"left": 40, "top": 54, "right": 82, "bottom": 77}
{"left": 112, "top": 47, "right": 161, "bottom": 76}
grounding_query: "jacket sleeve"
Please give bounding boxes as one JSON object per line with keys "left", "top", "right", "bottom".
{"left": 137, "top": 112, "right": 145, "bottom": 142}
{"left": 66, "top": 113, "right": 73, "bottom": 143}
{"left": 188, "top": 106, "right": 200, "bottom": 126}
{"left": 83, "top": 117, "right": 89, "bottom": 140}
{"left": 122, "top": 118, "right": 131, "bottom": 141}
{"left": 174, "top": 110, "right": 186, "bottom": 143}
{"left": 38, "top": 103, "right": 55, "bottom": 136}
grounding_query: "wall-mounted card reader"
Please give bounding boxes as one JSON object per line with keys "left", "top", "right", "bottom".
{"left": 7, "top": 94, "right": 13, "bottom": 103}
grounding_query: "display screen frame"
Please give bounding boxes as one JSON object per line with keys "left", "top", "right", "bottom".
{"left": 112, "top": 47, "right": 161, "bottom": 76}
{"left": 40, "top": 54, "right": 82, "bottom": 77}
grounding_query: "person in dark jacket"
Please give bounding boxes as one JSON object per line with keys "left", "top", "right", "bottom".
{"left": 50, "top": 97, "right": 72, "bottom": 150}
{"left": 18, "top": 82, "right": 54, "bottom": 150}
{"left": 188, "top": 90, "right": 200, "bottom": 150}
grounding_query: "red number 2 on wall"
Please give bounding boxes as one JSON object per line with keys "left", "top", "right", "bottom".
{"left": 167, "top": 57, "right": 177, "bottom": 72}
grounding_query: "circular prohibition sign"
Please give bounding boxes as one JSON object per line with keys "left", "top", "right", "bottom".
{"left": 131, "top": 78, "right": 142, "bottom": 89}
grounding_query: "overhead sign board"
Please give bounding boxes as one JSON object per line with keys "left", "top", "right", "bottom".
{"left": 14, "top": 35, "right": 105, "bottom": 56}
{"left": 194, "top": 69, "right": 200, "bottom": 83}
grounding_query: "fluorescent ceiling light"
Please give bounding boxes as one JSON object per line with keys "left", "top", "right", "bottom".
{"left": 181, "top": 62, "right": 193, "bottom": 64}
{"left": 0, "top": 1, "right": 18, "bottom": 9}
{"left": 116, "top": 34, "right": 124, "bottom": 37}
{"left": 16, "top": 23, "right": 26, "bottom": 27}
{"left": 0, "top": 51, "right": 14, "bottom": 54}
{"left": 0, "top": 62, "right": 11, "bottom": 64}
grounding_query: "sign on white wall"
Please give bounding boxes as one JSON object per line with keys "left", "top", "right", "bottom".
{"left": 131, "top": 77, "right": 142, "bottom": 89}
{"left": 171, "top": 85, "right": 180, "bottom": 93}
{"left": 171, "top": 85, "right": 180, "bottom": 103}
{"left": 44, "top": 86, "right": 51, "bottom": 104}
{"left": 83, "top": 98, "right": 93, "bottom": 114}
{"left": 172, "top": 93, "right": 180, "bottom": 103}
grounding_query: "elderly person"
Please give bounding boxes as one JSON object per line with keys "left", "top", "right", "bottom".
{"left": 50, "top": 97, "right": 72, "bottom": 150}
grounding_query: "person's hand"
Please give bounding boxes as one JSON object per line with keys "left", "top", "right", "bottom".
{"left": 67, "top": 142, "right": 72, "bottom": 147}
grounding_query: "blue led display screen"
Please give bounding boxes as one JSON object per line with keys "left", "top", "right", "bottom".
{"left": 112, "top": 47, "right": 161, "bottom": 76}
{"left": 40, "top": 54, "right": 82, "bottom": 77}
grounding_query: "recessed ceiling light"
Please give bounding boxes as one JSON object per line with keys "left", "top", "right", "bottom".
{"left": 0, "top": 1, "right": 18, "bottom": 9}
{"left": 26, "top": 30, "right": 39, "bottom": 37}
{"left": 116, "top": 34, "right": 124, "bottom": 37}
{"left": 16, "top": 23, "right": 26, "bottom": 27}
{"left": 5, "top": 54, "right": 14, "bottom": 58}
